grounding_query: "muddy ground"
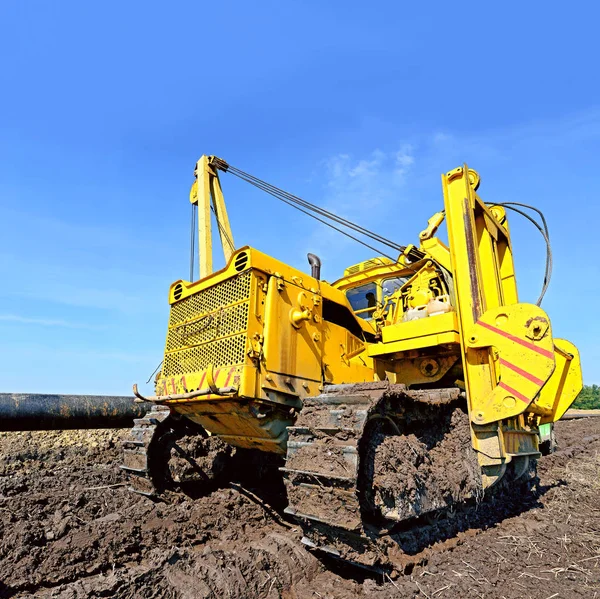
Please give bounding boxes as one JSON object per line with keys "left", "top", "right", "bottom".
{"left": 0, "top": 418, "right": 599, "bottom": 599}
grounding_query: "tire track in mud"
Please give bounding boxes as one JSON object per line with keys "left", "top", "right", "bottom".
{"left": 1, "top": 421, "right": 600, "bottom": 598}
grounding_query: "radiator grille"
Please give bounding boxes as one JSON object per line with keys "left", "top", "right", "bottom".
{"left": 163, "top": 271, "right": 252, "bottom": 376}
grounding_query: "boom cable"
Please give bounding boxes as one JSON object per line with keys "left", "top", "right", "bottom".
{"left": 209, "top": 159, "right": 552, "bottom": 303}
{"left": 210, "top": 205, "right": 236, "bottom": 254}
{"left": 222, "top": 163, "right": 408, "bottom": 261}
{"left": 488, "top": 202, "right": 552, "bottom": 306}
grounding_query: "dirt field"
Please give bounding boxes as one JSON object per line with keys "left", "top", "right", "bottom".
{"left": 1, "top": 418, "right": 599, "bottom": 599}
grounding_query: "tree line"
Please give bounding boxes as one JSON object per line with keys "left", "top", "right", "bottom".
{"left": 573, "top": 384, "right": 600, "bottom": 410}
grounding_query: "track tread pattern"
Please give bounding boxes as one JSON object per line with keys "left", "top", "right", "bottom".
{"left": 120, "top": 405, "right": 171, "bottom": 496}
{"left": 282, "top": 383, "right": 462, "bottom": 560}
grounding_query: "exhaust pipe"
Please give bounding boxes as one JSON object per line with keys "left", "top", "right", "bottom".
{"left": 307, "top": 253, "right": 321, "bottom": 280}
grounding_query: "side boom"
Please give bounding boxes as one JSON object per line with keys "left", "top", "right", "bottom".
{"left": 442, "top": 166, "right": 582, "bottom": 476}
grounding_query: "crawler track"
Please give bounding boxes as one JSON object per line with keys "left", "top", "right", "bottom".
{"left": 120, "top": 405, "right": 232, "bottom": 498}
{"left": 282, "top": 382, "right": 484, "bottom": 569}
{"left": 120, "top": 404, "right": 172, "bottom": 496}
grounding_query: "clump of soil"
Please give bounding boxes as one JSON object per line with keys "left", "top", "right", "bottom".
{"left": 368, "top": 406, "right": 482, "bottom": 520}
{"left": 1, "top": 418, "right": 600, "bottom": 598}
{"left": 168, "top": 434, "right": 234, "bottom": 485}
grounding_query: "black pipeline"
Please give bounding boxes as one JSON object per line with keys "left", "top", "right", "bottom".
{"left": 0, "top": 393, "right": 153, "bottom": 431}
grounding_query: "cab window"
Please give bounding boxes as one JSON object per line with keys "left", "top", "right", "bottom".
{"left": 346, "top": 282, "right": 377, "bottom": 320}
{"left": 381, "top": 276, "right": 408, "bottom": 319}
{"left": 382, "top": 276, "right": 408, "bottom": 298}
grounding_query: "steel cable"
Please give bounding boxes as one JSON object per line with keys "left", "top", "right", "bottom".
{"left": 227, "top": 171, "right": 398, "bottom": 261}
{"left": 210, "top": 205, "right": 236, "bottom": 254}
{"left": 489, "top": 202, "right": 552, "bottom": 306}
{"left": 224, "top": 164, "right": 407, "bottom": 255}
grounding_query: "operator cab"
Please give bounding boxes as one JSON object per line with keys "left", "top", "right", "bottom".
{"left": 345, "top": 276, "right": 408, "bottom": 321}
{"left": 334, "top": 255, "right": 452, "bottom": 326}
{"left": 334, "top": 256, "right": 413, "bottom": 324}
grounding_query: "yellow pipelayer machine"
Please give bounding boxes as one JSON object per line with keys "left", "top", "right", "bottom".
{"left": 123, "top": 156, "right": 582, "bottom": 568}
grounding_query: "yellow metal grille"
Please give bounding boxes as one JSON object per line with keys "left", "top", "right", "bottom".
{"left": 163, "top": 271, "right": 252, "bottom": 376}
{"left": 166, "top": 302, "right": 250, "bottom": 351}
{"left": 163, "top": 335, "right": 247, "bottom": 376}
{"left": 170, "top": 272, "right": 252, "bottom": 323}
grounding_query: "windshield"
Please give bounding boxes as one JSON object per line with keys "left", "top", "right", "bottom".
{"left": 346, "top": 282, "right": 377, "bottom": 320}
{"left": 382, "top": 276, "right": 408, "bottom": 298}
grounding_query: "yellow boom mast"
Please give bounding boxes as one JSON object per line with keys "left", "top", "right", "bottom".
{"left": 189, "top": 155, "right": 235, "bottom": 278}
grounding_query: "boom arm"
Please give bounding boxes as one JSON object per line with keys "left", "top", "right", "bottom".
{"left": 442, "top": 165, "right": 581, "bottom": 427}
{"left": 189, "top": 155, "right": 235, "bottom": 278}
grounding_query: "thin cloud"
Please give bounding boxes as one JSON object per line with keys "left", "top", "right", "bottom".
{"left": 303, "top": 146, "right": 415, "bottom": 266}
{"left": 428, "top": 108, "right": 600, "bottom": 166}
{"left": 0, "top": 273, "right": 156, "bottom": 314}
{"left": 395, "top": 144, "right": 415, "bottom": 180}
{"left": 324, "top": 146, "right": 415, "bottom": 212}
{"left": 0, "top": 313, "right": 103, "bottom": 330}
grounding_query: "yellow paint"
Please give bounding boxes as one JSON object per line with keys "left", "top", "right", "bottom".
{"left": 151, "top": 156, "right": 582, "bottom": 479}
{"left": 189, "top": 155, "right": 235, "bottom": 278}
{"left": 537, "top": 339, "right": 582, "bottom": 423}
{"left": 440, "top": 165, "right": 582, "bottom": 480}
{"left": 370, "top": 312, "right": 459, "bottom": 355}
{"left": 156, "top": 242, "right": 376, "bottom": 453}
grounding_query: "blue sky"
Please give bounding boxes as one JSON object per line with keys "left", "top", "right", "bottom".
{"left": 0, "top": 1, "right": 598, "bottom": 395}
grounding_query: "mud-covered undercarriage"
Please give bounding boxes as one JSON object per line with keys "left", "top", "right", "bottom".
{"left": 121, "top": 382, "right": 536, "bottom": 571}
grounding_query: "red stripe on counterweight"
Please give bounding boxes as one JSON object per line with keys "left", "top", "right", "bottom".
{"left": 224, "top": 367, "right": 235, "bottom": 387}
{"left": 476, "top": 320, "right": 554, "bottom": 359}
{"left": 498, "top": 382, "right": 531, "bottom": 404}
{"left": 498, "top": 358, "right": 545, "bottom": 386}
{"left": 197, "top": 371, "right": 206, "bottom": 390}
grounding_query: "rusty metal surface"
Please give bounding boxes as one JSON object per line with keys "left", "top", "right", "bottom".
{"left": 0, "top": 393, "right": 153, "bottom": 431}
